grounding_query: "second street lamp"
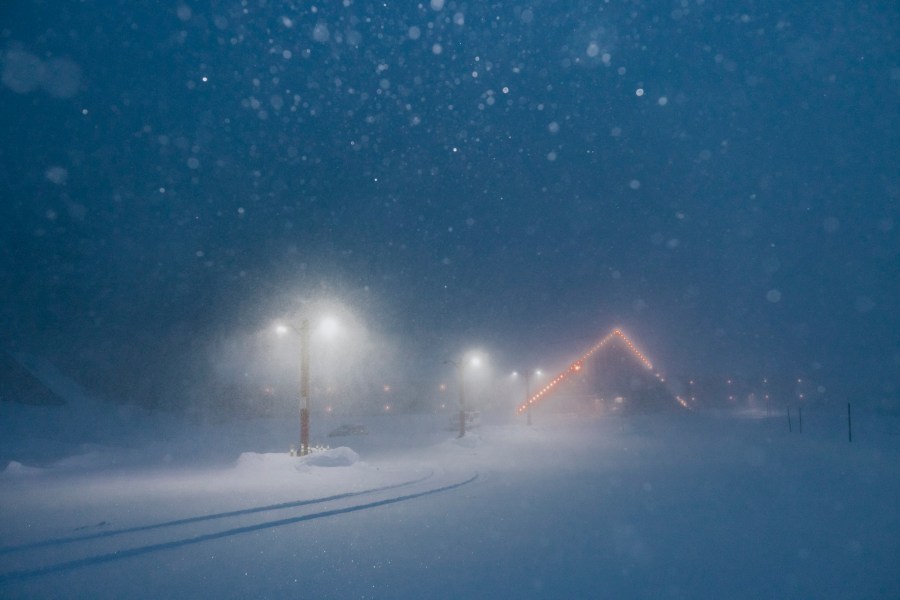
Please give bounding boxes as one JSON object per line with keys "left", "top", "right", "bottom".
{"left": 513, "top": 369, "right": 542, "bottom": 425}
{"left": 444, "top": 359, "right": 465, "bottom": 438}
{"left": 445, "top": 353, "right": 483, "bottom": 438}
{"left": 523, "top": 369, "right": 542, "bottom": 426}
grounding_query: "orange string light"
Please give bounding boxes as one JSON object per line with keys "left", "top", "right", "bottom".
{"left": 516, "top": 327, "right": 682, "bottom": 413}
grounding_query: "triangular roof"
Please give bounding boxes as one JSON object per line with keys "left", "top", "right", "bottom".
{"left": 516, "top": 329, "right": 689, "bottom": 414}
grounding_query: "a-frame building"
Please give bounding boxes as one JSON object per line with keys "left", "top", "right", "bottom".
{"left": 517, "top": 329, "right": 689, "bottom": 415}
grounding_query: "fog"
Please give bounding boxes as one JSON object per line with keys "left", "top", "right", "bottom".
{"left": 1, "top": 1, "right": 898, "bottom": 597}
{"left": 2, "top": 1, "right": 898, "bottom": 416}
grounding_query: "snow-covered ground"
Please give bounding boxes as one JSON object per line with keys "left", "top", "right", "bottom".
{"left": 2, "top": 401, "right": 899, "bottom": 599}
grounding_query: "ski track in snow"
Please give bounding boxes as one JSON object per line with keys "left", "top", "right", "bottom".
{"left": 0, "top": 470, "right": 478, "bottom": 583}
{"left": 0, "top": 470, "right": 436, "bottom": 555}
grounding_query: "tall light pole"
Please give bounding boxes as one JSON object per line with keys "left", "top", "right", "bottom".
{"left": 445, "top": 353, "right": 482, "bottom": 438}
{"left": 445, "top": 359, "right": 466, "bottom": 438}
{"left": 520, "top": 369, "right": 542, "bottom": 426}
{"left": 276, "top": 316, "right": 340, "bottom": 456}
{"left": 299, "top": 319, "right": 310, "bottom": 456}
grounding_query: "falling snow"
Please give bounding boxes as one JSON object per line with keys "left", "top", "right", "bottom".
{"left": 1, "top": 0, "right": 898, "bottom": 597}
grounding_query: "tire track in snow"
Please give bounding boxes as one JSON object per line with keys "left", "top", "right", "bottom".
{"left": 0, "top": 471, "right": 433, "bottom": 555}
{"left": 0, "top": 472, "right": 478, "bottom": 583}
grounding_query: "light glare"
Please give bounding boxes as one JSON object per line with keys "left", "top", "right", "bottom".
{"left": 319, "top": 316, "right": 340, "bottom": 338}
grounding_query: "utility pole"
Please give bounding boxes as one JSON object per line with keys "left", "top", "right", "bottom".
{"left": 445, "top": 359, "right": 466, "bottom": 438}
{"left": 524, "top": 371, "right": 532, "bottom": 426}
{"left": 299, "top": 319, "right": 310, "bottom": 456}
{"left": 457, "top": 362, "right": 466, "bottom": 438}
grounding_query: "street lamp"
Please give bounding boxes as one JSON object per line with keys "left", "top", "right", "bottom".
{"left": 526, "top": 369, "right": 543, "bottom": 425}
{"left": 275, "top": 316, "right": 340, "bottom": 456}
{"left": 445, "top": 352, "right": 483, "bottom": 438}
{"left": 513, "top": 369, "right": 542, "bottom": 425}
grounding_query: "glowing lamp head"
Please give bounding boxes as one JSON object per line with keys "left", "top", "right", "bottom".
{"left": 319, "top": 316, "right": 340, "bottom": 338}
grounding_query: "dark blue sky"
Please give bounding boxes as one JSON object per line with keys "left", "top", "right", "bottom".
{"left": 1, "top": 1, "right": 897, "bottom": 407}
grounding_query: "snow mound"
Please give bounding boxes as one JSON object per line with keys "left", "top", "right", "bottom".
{"left": 300, "top": 446, "right": 359, "bottom": 467}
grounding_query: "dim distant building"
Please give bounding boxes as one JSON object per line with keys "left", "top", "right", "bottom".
{"left": 545, "top": 344, "right": 683, "bottom": 415}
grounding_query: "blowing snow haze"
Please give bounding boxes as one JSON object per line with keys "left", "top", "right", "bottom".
{"left": 1, "top": 1, "right": 898, "bottom": 411}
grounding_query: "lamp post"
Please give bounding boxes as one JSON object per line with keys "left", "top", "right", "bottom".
{"left": 445, "top": 359, "right": 466, "bottom": 438}
{"left": 299, "top": 319, "right": 310, "bottom": 456}
{"left": 276, "top": 316, "right": 339, "bottom": 456}
{"left": 524, "top": 369, "right": 542, "bottom": 425}
{"left": 445, "top": 353, "right": 482, "bottom": 439}
{"left": 517, "top": 369, "right": 541, "bottom": 426}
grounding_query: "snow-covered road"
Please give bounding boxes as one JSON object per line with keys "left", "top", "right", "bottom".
{"left": 1, "top": 469, "right": 479, "bottom": 584}
{"left": 2, "top": 411, "right": 899, "bottom": 599}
